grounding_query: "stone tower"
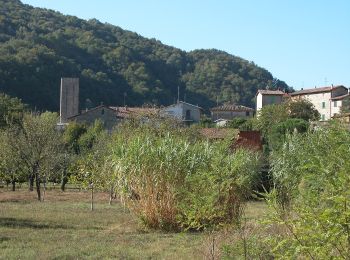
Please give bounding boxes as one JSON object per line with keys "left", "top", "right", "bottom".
{"left": 60, "top": 78, "right": 79, "bottom": 123}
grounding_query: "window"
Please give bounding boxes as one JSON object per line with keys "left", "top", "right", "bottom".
{"left": 101, "top": 109, "right": 105, "bottom": 115}
{"left": 321, "top": 114, "right": 325, "bottom": 121}
{"left": 185, "top": 110, "right": 191, "bottom": 120}
{"left": 322, "top": 102, "right": 326, "bottom": 109}
{"left": 246, "top": 111, "right": 250, "bottom": 116}
{"left": 334, "top": 101, "right": 337, "bottom": 107}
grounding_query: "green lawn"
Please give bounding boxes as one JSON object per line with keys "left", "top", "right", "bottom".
{"left": 0, "top": 189, "right": 267, "bottom": 259}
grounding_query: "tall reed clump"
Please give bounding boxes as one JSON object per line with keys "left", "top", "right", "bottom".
{"left": 111, "top": 123, "right": 261, "bottom": 231}
{"left": 267, "top": 123, "right": 350, "bottom": 258}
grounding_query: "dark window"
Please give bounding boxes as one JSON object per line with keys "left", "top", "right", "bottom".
{"left": 246, "top": 111, "right": 250, "bottom": 116}
{"left": 101, "top": 109, "right": 105, "bottom": 115}
{"left": 322, "top": 102, "right": 326, "bottom": 109}
{"left": 185, "top": 110, "right": 191, "bottom": 120}
{"left": 334, "top": 101, "right": 337, "bottom": 107}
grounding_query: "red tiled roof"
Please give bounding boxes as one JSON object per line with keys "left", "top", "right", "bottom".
{"left": 110, "top": 106, "right": 159, "bottom": 119}
{"left": 291, "top": 85, "right": 347, "bottom": 96}
{"left": 211, "top": 104, "right": 254, "bottom": 112}
{"left": 256, "top": 90, "right": 285, "bottom": 95}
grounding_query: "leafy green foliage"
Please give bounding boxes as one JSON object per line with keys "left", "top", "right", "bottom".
{"left": 0, "top": 92, "right": 26, "bottom": 128}
{"left": 110, "top": 122, "right": 261, "bottom": 231}
{"left": 268, "top": 123, "right": 350, "bottom": 258}
{"left": 0, "top": 0, "right": 289, "bottom": 111}
{"left": 288, "top": 99, "right": 320, "bottom": 121}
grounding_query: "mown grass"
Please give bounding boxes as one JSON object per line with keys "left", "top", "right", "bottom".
{"left": 0, "top": 189, "right": 267, "bottom": 259}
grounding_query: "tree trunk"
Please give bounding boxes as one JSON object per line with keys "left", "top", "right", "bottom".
{"left": 91, "top": 184, "right": 94, "bottom": 211}
{"left": 34, "top": 165, "right": 41, "bottom": 201}
{"left": 109, "top": 185, "right": 114, "bottom": 205}
{"left": 29, "top": 174, "right": 34, "bottom": 191}
{"left": 11, "top": 180, "right": 16, "bottom": 191}
{"left": 42, "top": 176, "right": 46, "bottom": 202}
{"left": 60, "top": 170, "right": 68, "bottom": 192}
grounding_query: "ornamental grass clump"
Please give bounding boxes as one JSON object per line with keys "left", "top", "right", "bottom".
{"left": 111, "top": 125, "right": 261, "bottom": 231}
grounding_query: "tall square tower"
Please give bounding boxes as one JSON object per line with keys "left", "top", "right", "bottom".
{"left": 60, "top": 78, "right": 79, "bottom": 123}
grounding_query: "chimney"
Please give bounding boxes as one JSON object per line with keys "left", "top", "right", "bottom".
{"left": 60, "top": 78, "right": 79, "bottom": 123}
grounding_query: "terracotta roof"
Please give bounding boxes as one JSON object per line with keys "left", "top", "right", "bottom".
{"left": 211, "top": 104, "right": 254, "bottom": 112}
{"left": 331, "top": 93, "right": 350, "bottom": 100}
{"left": 67, "top": 105, "right": 117, "bottom": 120}
{"left": 110, "top": 106, "right": 159, "bottom": 119}
{"left": 256, "top": 90, "right": 285, "bottom": 95}
{"left": 199, "top": 128, "right": 238, "bottom": 140}
{"left": 291, "top": 85, "right": 347, "bottom": 96}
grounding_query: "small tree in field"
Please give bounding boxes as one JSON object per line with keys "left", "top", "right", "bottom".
{"left": 7, "top": 112, "right": 63, "bottom": 200}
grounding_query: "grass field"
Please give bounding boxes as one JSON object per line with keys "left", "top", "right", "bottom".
{"left": 0, "top": 189, "right": 267, "bottom": 259}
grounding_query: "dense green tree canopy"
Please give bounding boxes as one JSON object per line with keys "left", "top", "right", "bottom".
{"left": 0, "top": 0, "right": 289, "bottom": 112}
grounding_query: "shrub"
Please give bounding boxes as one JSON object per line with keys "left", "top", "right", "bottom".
{"left": 268, "top": 123, "right": 350, "bottom": 258}
{"left": 111, "top": 125, "right": 261, "bottom": 231}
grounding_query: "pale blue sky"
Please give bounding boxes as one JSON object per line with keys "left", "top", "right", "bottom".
{"left": 22, "top": 0, "right": 350, "bottom": 90}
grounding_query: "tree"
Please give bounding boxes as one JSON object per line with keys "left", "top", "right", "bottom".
{"left": 9, "top": 112, "right": 63, "bottom": 200}
{"left": 0, "top": 93, "right": 26, "bottom": 129}
{"left": 288, "top": 99, "right": 320, "bottom": 121}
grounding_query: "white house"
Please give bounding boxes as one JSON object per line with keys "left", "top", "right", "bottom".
{"left": 161, "top": 101, "right": 202, "bottom": 123}
{"left": 256, "top": 90, "right": 285, "bottom": 112}
{"left": 290, "top": 85, "right": 349, "bottom": 121}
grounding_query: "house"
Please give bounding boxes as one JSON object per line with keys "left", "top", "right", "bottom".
{"left": 290, "top": 85, "right": 349, "bottom": 121}
{"left": 161, "top": 101, "right": 202, "bottom": 124}
{"left": 210, "top": 104, "right": 254, "bottom": 121}
{"left": 67, "top": 105, "right": 159, "bottom": 130}
{"left": 256, "top": 90, "right": 285, "bottom": 112}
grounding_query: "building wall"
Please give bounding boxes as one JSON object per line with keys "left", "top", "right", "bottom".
{"left": 69, "top": 107, "right": 119, "bottom": 129}
{"left": 292, "top": 93, "right": 332, "bottom": 121}
{"left": 162, "top": 103, "right": 201, "bottom": 122}
{"left": 256, "top": 93, "right": 283, "bottom": 112}
{"left": 60, "top": 78, "right": 79, "bottom": 123}
{"left": 256, "top": 93, "right": 263, "bottom": 111}
{"left": 262, "top": 95, "right": 283, "bottom": 107}
{"left": 211, "top": 111, "right": 252, "bottom": 121}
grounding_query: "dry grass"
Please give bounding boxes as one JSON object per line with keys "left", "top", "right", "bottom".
{"left": 0, "top": 189, "right": 268, "bottom": 259}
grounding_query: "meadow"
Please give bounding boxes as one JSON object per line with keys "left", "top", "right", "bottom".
{"left": 0, "top": 189, "right": 266, "bottom": 259}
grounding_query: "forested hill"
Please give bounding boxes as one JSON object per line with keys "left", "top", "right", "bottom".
{"left": 0, "top": 0, "right": 290, "bottom": 111}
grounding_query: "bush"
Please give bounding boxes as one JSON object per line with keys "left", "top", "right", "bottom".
{"left": 111, "top": 124, "right": 261, "bottom": 231}
{"left": 268, "top": 123, "right": 350, "bottom": 258}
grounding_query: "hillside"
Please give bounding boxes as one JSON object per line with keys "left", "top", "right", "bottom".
{"left": 0, "top": 0, "right": 290, "bottom": 111}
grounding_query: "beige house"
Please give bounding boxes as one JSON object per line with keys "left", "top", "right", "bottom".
{"left": 290, "top": 85, "right": 348, "bottom": 121}
{"left": 256, "top": 90, "right": 285, "bottom": 112}
{"left": 210, "top": 104, "right": 254, "bottom": 121}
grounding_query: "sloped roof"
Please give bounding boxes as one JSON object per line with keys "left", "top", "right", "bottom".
{"left": 164, "top": 101, "right": 203, "bottom": 110}
{"left": 331, "top": 93, "right": 350, "bottom": 100}
{"left": 110, "top": 106, "right": 159, "bottom": 119}
{"left": 256, "top": 90, "right": 285, "bottom": 95}
{"left": 291, "top": 85, "right": 347, "bottom": 96}
{"left": 211, "top": 104, "right": 254, "bottom": 112}
{"left": 67, "top": 105, "right": 117, "bottom": 120}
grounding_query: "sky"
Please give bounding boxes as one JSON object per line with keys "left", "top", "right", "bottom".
{"left": 22, "top": 0, "right": 350, "bottom": 90}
